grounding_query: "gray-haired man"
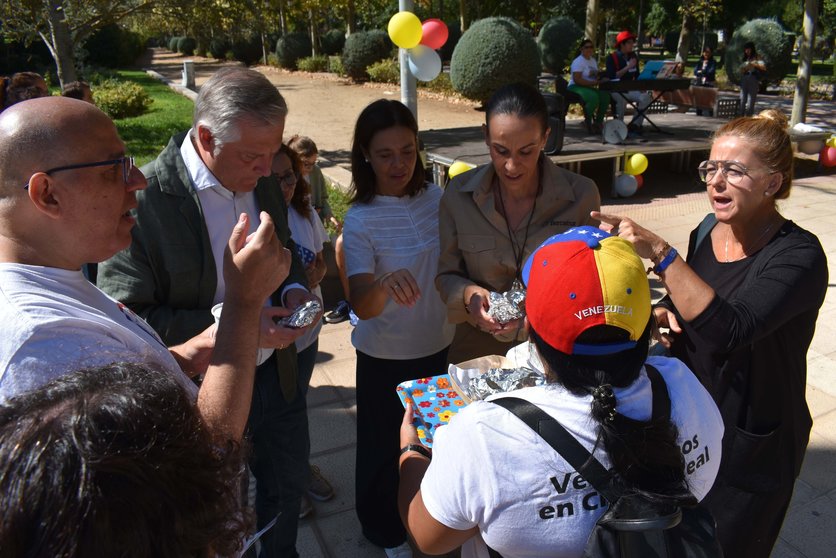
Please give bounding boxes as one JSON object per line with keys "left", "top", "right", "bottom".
{"left": 98, "top": 67, "right": 319, "bottom": 557}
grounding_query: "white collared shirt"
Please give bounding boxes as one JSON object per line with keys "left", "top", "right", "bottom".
{"left": 180, "top": 131, "right": 304, "bottom": 305}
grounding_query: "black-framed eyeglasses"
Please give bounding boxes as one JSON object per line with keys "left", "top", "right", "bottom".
{"left": 24, "top": 156, "right": 135, "bottom": 189}
{"left": 697, "top": 159, "right": 772, "bottom": 186}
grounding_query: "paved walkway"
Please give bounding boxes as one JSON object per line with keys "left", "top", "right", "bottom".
{"left": 141, "top": 50, "right": 836, "bottom": 557}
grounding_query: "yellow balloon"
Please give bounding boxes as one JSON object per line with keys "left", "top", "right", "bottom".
{"left": 625, "top": 153, "right": 648, "bottom": 176}
{"left": 827, "top": 136, "right": 836, "bottom": 149}
{"left": 388, "top": 11, "right": 423, "bottom": 49}
{"left": 448, "top": 161, "right": 473, "bottom": 179}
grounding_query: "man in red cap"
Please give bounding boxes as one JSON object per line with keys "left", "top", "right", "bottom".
{"left": 605, "top": 30, "right": 652, "bottom": 135}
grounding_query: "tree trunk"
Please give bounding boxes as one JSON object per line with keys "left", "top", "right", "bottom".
{"left": 346, "top": 0, "right": 356, "bottom": 35}
{"left": 43, "top": 0, "right": 77, "bottom": 88}
{"left": 675, "top": 12, "right": 693, "bottom": 64}
{"left": 459, "top": 0, "right": 467, "bottom": 32}
{"left": 309, "top": 8, "right": 318, "bottom": 57}
{"left": 278, "top": 0, "right": 287, "bottom": 36}
{"left": 791, "top": 0, "right": 818, "bottom": 125}
{"left": 585, "top": 0, "right": 600, "bottom": 46}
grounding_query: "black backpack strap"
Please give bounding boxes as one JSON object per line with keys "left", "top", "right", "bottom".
{"left": 491, "top": 397, "right": 619, "bottom": 504}
{"left": 695, "top": 213, "right": 717, "bottom": 250}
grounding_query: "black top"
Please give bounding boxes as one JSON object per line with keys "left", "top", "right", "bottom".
{"left": 658, "top": 218, "right": 828, "bottom": 482}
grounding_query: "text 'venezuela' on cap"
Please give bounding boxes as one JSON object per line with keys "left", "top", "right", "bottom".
{"left": 522, "top": 226, "right": 651, "bottom": 356}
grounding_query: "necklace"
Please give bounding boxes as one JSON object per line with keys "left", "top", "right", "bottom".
{"left": 724, "top": 219, "right": 777, "bottom": 262}
{"left": 496, "top": 181, "right": 537, "bottom": 285}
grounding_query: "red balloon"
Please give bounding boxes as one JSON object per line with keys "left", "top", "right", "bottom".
{"left": 635, "top": 174, "right": 644, "bottom": 189}
{"left": 420, "top": 19, "right": 449, "bottom": 50}
{"left": 821, "top": 146, "right": 836, "bottom": 168}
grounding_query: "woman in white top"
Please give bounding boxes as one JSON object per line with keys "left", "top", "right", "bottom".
{"left": 343, "top": 99, "right": 455, "bottom": 558}
{"left": 568, "top": 39, "right": 611, "bottom": 134}
{"left": 398, "top": 227, "right": 723, "bottom": 558}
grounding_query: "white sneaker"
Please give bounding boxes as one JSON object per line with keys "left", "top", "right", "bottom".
{"left": 384, "top": 542, "right": 412, "bottom": 558}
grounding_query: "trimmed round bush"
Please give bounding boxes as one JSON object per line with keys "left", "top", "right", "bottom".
{"left": 321, "top": 29, "right": 346, "bottom": 56}
{"left": 178, "top": 37, "right": 197, "bottom": 56}
{"left": 168, "top": 36, "right": 181, "bottom": 52}
{"left": 538, "top": 16, "right": 583, "bottom": 74}
{"left": 724, "top": 19, "right": 793, "bottom": 86}
{"left": 276, "top": 32, "right": 312, "bottom": 70}
{"left": 342, "top": 30, "right": 393, "bottom": 81}
{"left": 93, "top": 79, "right": 152, "bottom": 119}
{"left": 208, "top": 38, "right": 229, "bottom": 60}
{"left": 450, "top": 17, "right": 541, "bottom": 103}
{"left": 231, "top": 34, "right": 262, "bottom": 66}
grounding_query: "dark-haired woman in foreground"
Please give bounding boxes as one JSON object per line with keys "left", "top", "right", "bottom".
{"left": 436, "top": 82, "right": 600, "bottom": 364}
{"left": 343, "top": 99, "right": 454, "bottom": 558}
{"left": 400, "top": 227, "right": 723, "bottom": 557}
{"left": 594, "top": 110, "right": 828, "bottom": 557}
{"left": 0, "top": 363, "right": 251, "bottom": 558}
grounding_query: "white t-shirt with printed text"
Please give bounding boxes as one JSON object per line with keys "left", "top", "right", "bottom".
{"left": 421, "top": 356, "right": 723, "bottom": 558}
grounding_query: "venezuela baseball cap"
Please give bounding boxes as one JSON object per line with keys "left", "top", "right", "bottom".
{"left": 522, "top": 226, "right": 650, "bottom": 356}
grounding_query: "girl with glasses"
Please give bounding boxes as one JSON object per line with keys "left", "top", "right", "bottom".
{"left": 271, "top": 144, "right": 335, "bottom": 517}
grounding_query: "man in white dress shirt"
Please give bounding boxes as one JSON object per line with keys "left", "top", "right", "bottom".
{"left": 98, "top": 67, "right": 319, "bottom": 558}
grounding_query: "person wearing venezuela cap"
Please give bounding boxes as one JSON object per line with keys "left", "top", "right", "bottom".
{"left": 397, "top": 226, "right": 723, "bottom": 558}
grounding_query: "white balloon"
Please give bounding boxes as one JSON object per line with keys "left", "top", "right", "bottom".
{"left": 408, "top": 45, "right": 442, "bottom": 82}
{"left": 614, "top": 173, "right": 638, "bottom": 197}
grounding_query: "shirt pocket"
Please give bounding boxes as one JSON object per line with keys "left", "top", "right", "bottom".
{"left": 458, "top": 234, "right": 497, "bottom": 285}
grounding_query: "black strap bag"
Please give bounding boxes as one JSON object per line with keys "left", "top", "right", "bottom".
{"left": 489, "top": 365, "right": 723, "bottom": 558}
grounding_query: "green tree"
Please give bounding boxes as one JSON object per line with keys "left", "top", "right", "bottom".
{"left": 1, "top": 0, "right": 154, "bottom": 86}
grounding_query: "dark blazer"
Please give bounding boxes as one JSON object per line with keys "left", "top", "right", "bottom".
{"left": 98, "top": 131, "right": 307, "bottom": 354}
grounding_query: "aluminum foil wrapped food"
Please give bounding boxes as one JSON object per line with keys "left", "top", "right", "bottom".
{"left": 486, "top": 287, "right": 526, "bottom": 324}
{"left": 278, "top": 300, "right": 322, "bottom": 329}
{"left": 465, "top": 367, "right": 546, "bottom": 401}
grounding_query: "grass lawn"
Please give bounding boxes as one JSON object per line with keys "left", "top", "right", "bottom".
{"left": 110, "top": 70, "right": 194, "bottom": 166}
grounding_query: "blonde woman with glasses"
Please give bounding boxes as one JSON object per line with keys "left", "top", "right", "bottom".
{"left": 592, "top": 109, "right": 828, "bottom": 558}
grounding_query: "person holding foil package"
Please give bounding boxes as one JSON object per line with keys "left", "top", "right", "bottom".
{"left": 436, "top": 82, "right": 600, "bottom": 364}
{"left": 271, "top": 144, "right": 335, "bottom": 516}
{"left": 342, "top": 99, "right": 455, "bottom": 558}
{"left": 593, "top": 110, "right": 828, "bottom": 557}
{"left": 399, "top": 226, "right": 724, "bottom": 558}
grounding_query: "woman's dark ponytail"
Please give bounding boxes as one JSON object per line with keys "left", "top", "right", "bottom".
{"left": 530, "top": 324, "right": 696, "bottom": 505}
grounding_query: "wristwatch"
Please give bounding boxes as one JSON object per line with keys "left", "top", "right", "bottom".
{"left": 400, "top": 444, "right": 432, "bottom": 460}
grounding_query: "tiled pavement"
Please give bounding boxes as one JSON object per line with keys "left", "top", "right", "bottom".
{"left": 141, "top": 50, "right": 836, "bottom": 556}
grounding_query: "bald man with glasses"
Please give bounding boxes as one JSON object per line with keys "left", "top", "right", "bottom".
{"left": 0, "top": 96, "right": 291, "bottom": 442}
